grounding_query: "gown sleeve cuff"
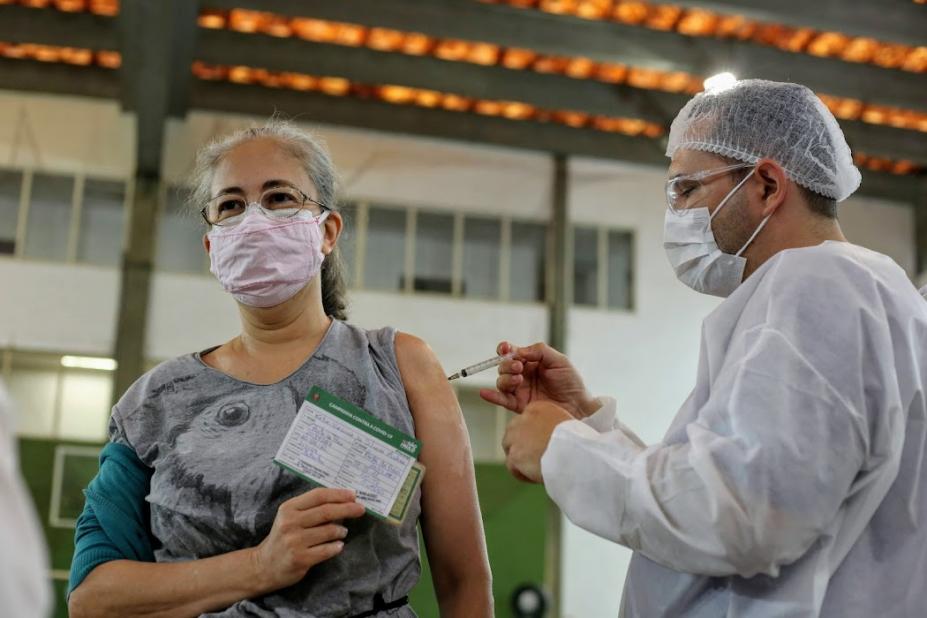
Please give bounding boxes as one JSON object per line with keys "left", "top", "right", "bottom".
{"left": 541, "top": 396, "right": 646, "bottom": 496}
{"left": 581, "top": 397, "right": 619, "bottom": 432}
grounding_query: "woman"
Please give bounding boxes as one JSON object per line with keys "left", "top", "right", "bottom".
{"left": 68, "top": 120, "right": 492, "bottom": 617}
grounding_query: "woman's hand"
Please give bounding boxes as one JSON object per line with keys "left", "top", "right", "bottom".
{"left": 250, "top": 487, "right": 366, "bottom": 591}
{"left": 70, "top": 487, "right": 367, "bottom": 618}
{"left": 479, "top": 341, "right": 599, "bottom": 419}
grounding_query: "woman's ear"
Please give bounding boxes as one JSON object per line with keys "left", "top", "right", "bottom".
{"left": 322, "top": 211, "right": 343, "bottom": 256}
{"left": 754, "top": 158, "right": 789, "bottom": 218}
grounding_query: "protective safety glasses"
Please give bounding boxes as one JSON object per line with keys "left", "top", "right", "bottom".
{"left": 665, "top": 163, "right": 754, "bottom": 214}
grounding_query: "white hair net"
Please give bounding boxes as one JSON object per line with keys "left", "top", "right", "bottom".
{"left": 666, "top": 79, "right": 861, "bottom": 202}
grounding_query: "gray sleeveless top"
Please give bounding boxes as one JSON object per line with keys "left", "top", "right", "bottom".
{"left": 109, "top": 320, "right": 421, "bottom": 617}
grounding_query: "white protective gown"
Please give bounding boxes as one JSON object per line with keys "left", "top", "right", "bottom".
{"left": 542, "top": 241, "right": 927, "bottom": 617}
{"left": 0, "top": 382, "right": 51, "bottom": 617}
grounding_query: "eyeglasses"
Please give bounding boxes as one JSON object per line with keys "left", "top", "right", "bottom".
{"left": 665, "top": 163, "right": 754, "bottom": 214}
{"left": 201, "top": 185, "right": 329, "bottom": 227}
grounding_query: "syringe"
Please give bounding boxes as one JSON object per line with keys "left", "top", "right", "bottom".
{"left": 447, "top": 352, "right": 515, "bottom": 381}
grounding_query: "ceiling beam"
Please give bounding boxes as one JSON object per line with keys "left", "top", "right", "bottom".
{"left": 119, "top": 0, "right": 199, "bottom": 173}
{"left": 855, "top": 168, "right": 924, "bottom": 204}
{"left": 915, "top": 184, "right": 927, "bottom": 281}
{"left": 111, "top": 0, "right": 200, "bottom": 403}
{"left": 197, "top": 29, "right": 927, "bottom": 165}
{"left": 166, "top": 1, "right": 200, "bottom": 117}
{"left": 197, "top": 29, "right": 682, "bottom": 125}
{"left": 2, "top": 3, "right": 922, "bottom": 163}
{"left": 0, "top": 57, "right": 119, "bottom": 99}
{"left": 189, "top": 79, "right": 669, "bottom": 165}
{"left": 0, "top": 4, "right": 195, "bottom": 120}
{"left": 205, "top": 0, "right": 927, "bottom": 113}
{"left": 841, "top": 121, "right": 927, "bottom": 167}
{"left": 0, "top": 59, "right": 920, "bottom": 204}
{"left": 670, "top": 0, "right": 927, "bottom": 49}
{"left": 119, "top": 0, "right": 172, "bottom": 175}
{"left": 0, "top": 5, "right": 118, "bottom": 50}
{"left": 189, "top": 79, "right": 923, "bottom": 203}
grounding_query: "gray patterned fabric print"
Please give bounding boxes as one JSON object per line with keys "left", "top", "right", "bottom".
{"left": 108, "top": 320, "right": 421, "bottom": 617}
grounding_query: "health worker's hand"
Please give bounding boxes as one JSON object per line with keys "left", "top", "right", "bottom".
{"left": 480, "top": 341, "right": 599, "bottom": 419}
{"left": 502, "top": 401, "right": 574, "bottom": 483}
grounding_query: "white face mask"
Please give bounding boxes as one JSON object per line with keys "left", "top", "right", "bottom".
{"left": 663, "top": 171, "right": 770, "bottom": 298}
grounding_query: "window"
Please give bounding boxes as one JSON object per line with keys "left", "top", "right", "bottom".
{"left": 413, "top": 211, "right": 454, "bottom": 294}
{"left": 570, "top": 226, "right": 634, "bottom": 310}
{"left": 58, "top": 371, "right": 112, "bottom": 441}
{"left": 364, "top": 205, "right": 407, "bottom": 292}
{"left": 573, "top": 226, "right": 599, "bottom": 306}
{"left": 6, "top": 362, "right": 58, "bottom": 437}
{"left": 509, "top": 221, "right": 547, "bottom": 303}
{"left": 0, "top": 169, "right": 21, "bottom": 255}
{"left": 23, "top": 173, "right": 73, "bottom": 261}
{"left": 462, "top": 217, "right": 500, "bottom": 300}
{"left": 78, "top": 178, "right": 126, "bottom": 267}
{"left": 51, "top": 446, "right": 102, "bottom": 527}
{"left": 5, "top": 351, "right": 113, "bottom": 442}
{"left": 607, "top": 230, "right": 633, "bottom": 310}
{"left": 156, "top": 186, "right": 206, "bottom": 274}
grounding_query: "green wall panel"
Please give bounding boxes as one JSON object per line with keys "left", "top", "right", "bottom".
{"left": 409, "top": 464, "right": 549, "bottom": 617}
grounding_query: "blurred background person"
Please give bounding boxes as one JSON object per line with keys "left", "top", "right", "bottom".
{"left": 0, "top": 380, "right": 51, "bottom": 617}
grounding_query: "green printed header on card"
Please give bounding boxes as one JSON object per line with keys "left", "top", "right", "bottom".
{"left": 307, "top": 386, "right": 422, "bottom": 458}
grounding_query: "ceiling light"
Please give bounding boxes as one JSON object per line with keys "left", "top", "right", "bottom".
{"left": 703, "top": 72, "right": 737, "bottom": 92}
{"left": 61, "top": 356, "right": 117, "bottom": 371}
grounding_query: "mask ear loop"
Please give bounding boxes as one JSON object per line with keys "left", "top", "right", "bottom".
{"left": 721, "top": 167, "right": 770, "bottom": 258}
{"left": 707, "top": 169, "right": 755, "bottom": 225}
{"left": 735, "top": 213, "right": 771, "bottom": 258}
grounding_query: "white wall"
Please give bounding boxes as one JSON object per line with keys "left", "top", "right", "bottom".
{"left": 0, "top": 93, "right": 919, "bottom": 617}
{"left": 0, "top": 92, "right": 133, "bottom": 178}
{"left": 1, "top": 259, "right": 120, "bottom": 354}
{"left": 840, "top": 194, "right": 915, "bottom": 274}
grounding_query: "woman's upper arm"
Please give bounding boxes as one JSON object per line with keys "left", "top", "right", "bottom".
{"left": 70, "top": 442, "right": 155, "bottom": 594}
{"left": 394, "top": 332, "right": 491, "bottom": 585}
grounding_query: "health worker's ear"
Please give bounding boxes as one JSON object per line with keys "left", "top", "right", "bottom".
{"left": 751, "top": 158, "right": 790, "bottom": 219}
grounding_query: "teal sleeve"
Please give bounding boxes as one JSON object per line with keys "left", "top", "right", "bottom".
{"left": 68, "top": 442, "right": 156, "bottom": 594}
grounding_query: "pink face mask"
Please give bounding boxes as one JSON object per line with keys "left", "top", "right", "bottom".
{"left": 207, "top": 207, "right": 330, "bottom": 308}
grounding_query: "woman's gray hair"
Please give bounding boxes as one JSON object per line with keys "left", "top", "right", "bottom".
{"left": 188, "top": 118, "right": 348, "bottom": 320}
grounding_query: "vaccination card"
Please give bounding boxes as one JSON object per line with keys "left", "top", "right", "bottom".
{"left": 274, "top": 386, "right": 424, "bottom": 525}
